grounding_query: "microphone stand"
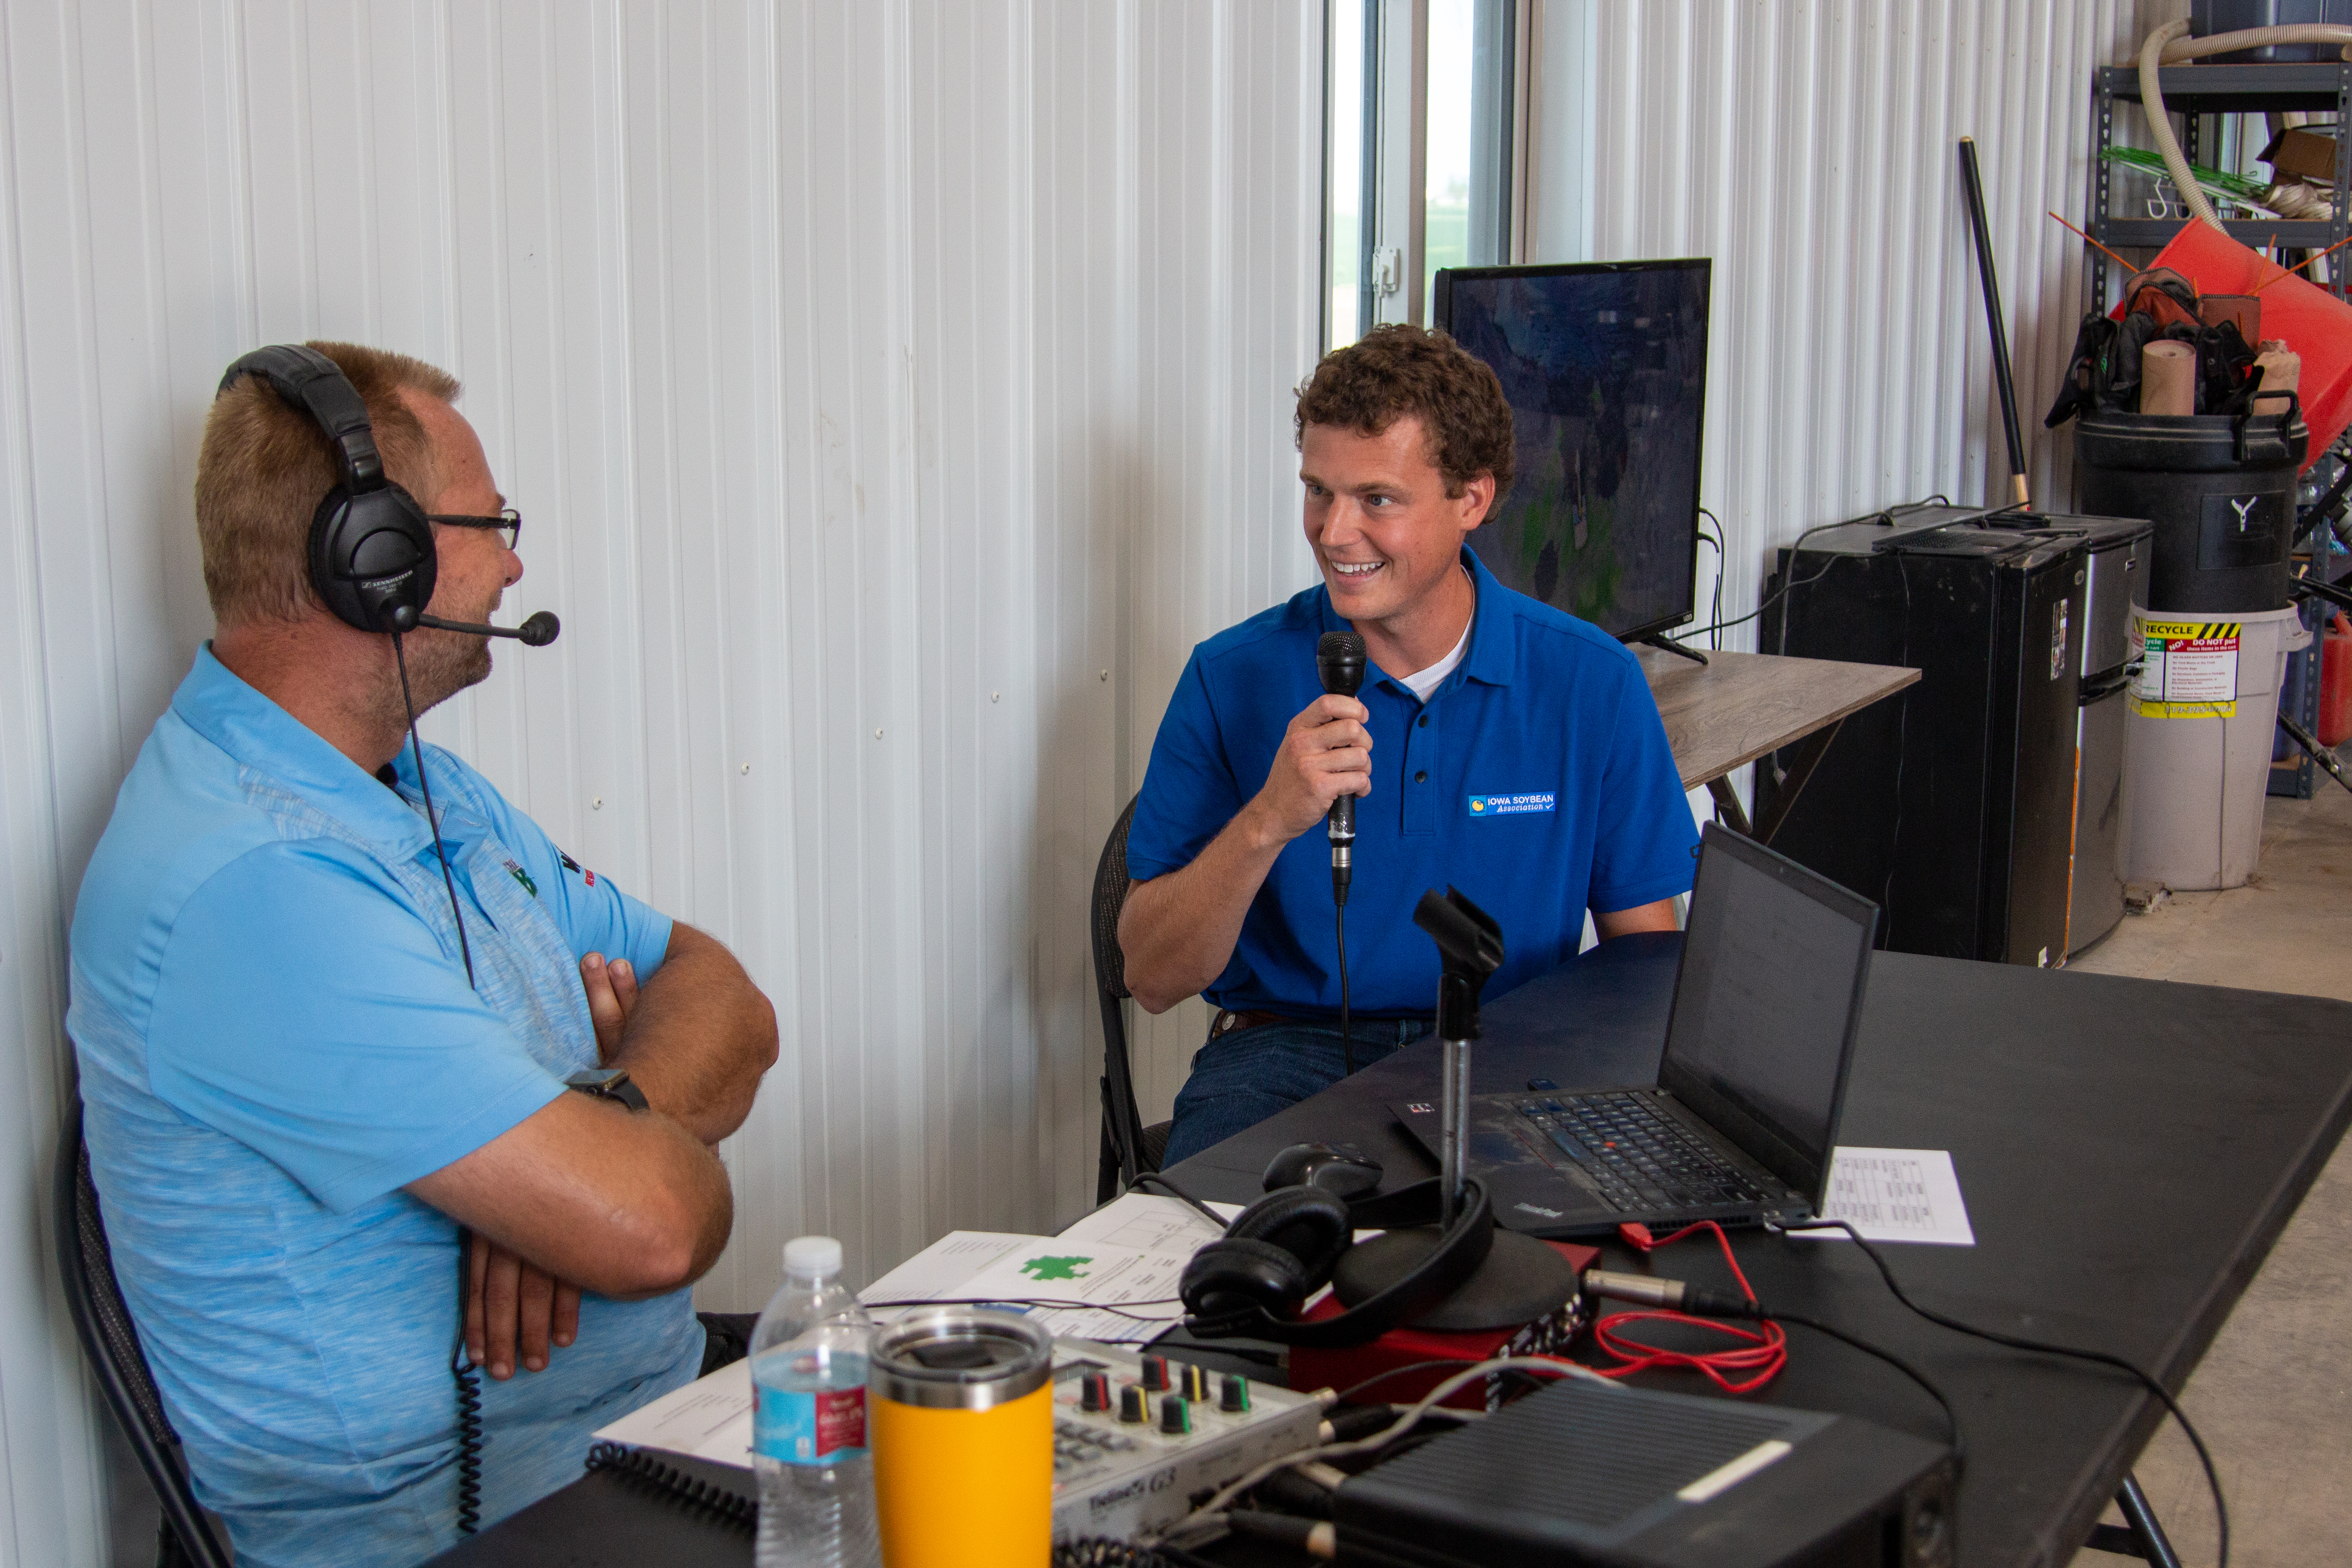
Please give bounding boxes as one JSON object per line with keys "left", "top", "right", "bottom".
{"left": 1416, "top": 890, "right": 1503, "bottom": 1227}
{"left": 1322, "top": 889, "right": 1576, "bottom": 1329}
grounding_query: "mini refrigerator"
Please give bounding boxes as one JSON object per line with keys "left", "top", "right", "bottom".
{"left": 1757, "top": 510, "right": 2091, "bottom": 966}
{"left": 1978, "top": 512, "right": 2153, "bottom": 956}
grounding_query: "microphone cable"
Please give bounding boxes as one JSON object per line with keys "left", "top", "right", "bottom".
{"left": 1336, "top": 902, "right": 1353, "bottom": 1078}
{"left": 1773, "top": 1218, "right": 2227, "bottom": 1568}
{"left": 391, "top": 631, "right": 486, "bottom": 1534}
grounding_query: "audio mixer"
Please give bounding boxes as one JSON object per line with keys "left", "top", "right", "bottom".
{"left": 1050, "top": 1341, "right": 1329, "bottom": 1543}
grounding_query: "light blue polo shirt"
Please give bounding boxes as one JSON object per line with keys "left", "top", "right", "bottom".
{"left": 67, "top": 646, "right": 702, "bottom": 1568}
{"left": 1126, "top": 548, "right": 1699, "bottom": 1017}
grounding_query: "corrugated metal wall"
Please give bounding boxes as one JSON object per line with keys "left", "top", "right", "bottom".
{"left": 1527, "top": 0, "right": 2160, "bottom": 699}
{"left": 0, "top": 2, "right": 1321, "bottom": 1559}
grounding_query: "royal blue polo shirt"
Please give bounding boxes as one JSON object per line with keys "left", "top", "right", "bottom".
{"left": 1126, "top": 548, "right": 1699, "bottom": 1017}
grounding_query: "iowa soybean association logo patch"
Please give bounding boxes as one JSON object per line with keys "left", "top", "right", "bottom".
{"left": 1467, "top": 792, "right": 1556, "bottom": 818}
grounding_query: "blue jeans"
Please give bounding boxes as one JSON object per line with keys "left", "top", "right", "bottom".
{"left": 1160, "top": 1017, "right": 1434, "bottom": 1167}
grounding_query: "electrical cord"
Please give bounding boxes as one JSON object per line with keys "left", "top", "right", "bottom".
{"left": 1766, "top": 1308, "right": 1963, "bottom": 1464}
{"left": 1695, "top": 510, "right": 1727, "bottom": 651}
{"left": 1666, "top": 496, "right": 1952, "bottom": 653}
{"left": 393, "top": 632, "right": 487, "bottom": 1535}
{"left": 1775, "top": 1218, "right": 2228, "bottom": 1568}
{"left": 1153, "top": 1356, "right": 1618, "bottom": 1549}
{"left": 1584, "top": 1221, "right": 1788, "bottom": 1396}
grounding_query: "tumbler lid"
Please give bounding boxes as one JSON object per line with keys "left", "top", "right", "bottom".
{"left": 868, "top": 1308, "right": 1054, "bottom": 1409}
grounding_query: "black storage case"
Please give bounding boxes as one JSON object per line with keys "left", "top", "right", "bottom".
{"left": 1333, "top": 1378, "right": 1956, "bottom": 1568}
{"left": 1756, "top": 512, "right": 2089, "bottom": 967}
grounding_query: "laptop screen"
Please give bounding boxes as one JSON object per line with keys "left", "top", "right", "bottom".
{"left": 1657, "top": 824, "right": 1878, "bottom": 1203}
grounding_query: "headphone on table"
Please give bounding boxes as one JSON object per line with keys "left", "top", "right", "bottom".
{"left": 1164, "top": 1146, "right": 1496, "bottom": 1349}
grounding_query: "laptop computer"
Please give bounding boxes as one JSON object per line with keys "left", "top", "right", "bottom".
{"left": 1391, "top": 823, "right": 1877, "bottom": 1239}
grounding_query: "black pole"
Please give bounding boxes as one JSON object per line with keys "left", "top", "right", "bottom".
{"left": 1959, "top": 137, "right": 2030, "bottom": 507}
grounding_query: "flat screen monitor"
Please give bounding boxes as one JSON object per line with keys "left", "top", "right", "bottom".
{"left": 1433, "top": 259, "right": 1712, "bottom": 641}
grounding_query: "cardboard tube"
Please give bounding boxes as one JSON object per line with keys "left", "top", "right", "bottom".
{"left": 2254, "top": 344, "right": 2301, "bottom": 415}
{"left": 2141, "top": 340, "right": 2197, "bottom": 416}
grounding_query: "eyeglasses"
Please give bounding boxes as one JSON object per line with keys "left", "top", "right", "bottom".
{"left": 427, "top": 508, "right": 521, "bottom": 551}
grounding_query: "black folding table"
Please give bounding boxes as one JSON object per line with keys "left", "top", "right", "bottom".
{"left": 432, "top": 934, "right": 2352, "bottom": 1566}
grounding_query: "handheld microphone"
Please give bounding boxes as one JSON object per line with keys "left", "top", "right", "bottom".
{"left": 1314, "top": 630, "right": 1367, "bottom": 905}
{"left": 1315, "top": 629, "right": 1367, "bottom": 1079}
{"left": 415, "top": 610, "right": 562, "bottom": 646}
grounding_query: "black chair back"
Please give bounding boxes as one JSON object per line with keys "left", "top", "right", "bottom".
{"left": 1092, "top": 797, "right": 1171, "bottom": 1199}
{"left": 55, "top": 1099, "right": 234, "bottom": 1568}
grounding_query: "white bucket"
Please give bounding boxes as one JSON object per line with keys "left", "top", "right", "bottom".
{"left": 2122, "top": 602, "right": 2312, "bottom": 891}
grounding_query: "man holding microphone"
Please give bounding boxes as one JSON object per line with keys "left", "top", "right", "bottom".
{"left": 1120, "top": 325, "right": 1700, "bottom": 1165}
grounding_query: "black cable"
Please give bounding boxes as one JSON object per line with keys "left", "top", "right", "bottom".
{"left": 1777, "top": 1219, "right": 2228, "bottom": 1568}
{"left": 1764, "top": 1309, "right": 1963, "bottom": 1467}
{"left": 1879, "top": 555, "right": 1915, "bottom": 922}
{"left": 1696, "top": 508, "right": 1727, "bottom": 651}
{"left": 1130, "top": 1171, "right": 1230, "bottom": 1228}
{"left": 451, "top": 1235, "right": 483, "bottom": 1534}
{"left": 392, "top": 633, "right": 475, "bottom": 989}
{"left": 862, "top": 1296, "right": 1186, "bottom": 1324}
{"left": 1337, "top": 903, "right": 1354, "bottom": 1077}
{"left": 1669, "top": 519, "right": 1852, "bottom": 647}
{"left": 392, "top": 632, "right": 485, "bottom": 1532}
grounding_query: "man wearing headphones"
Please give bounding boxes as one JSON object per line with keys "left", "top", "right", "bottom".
{"left": 1121, "top": 325, "right": 1699, "bottom": 1166}
{"left": 67, "top": 342, "right": 778, "bottom": 1567}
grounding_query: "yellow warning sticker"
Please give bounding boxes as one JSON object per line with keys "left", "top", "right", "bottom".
{"left": 2131, "top": 616, "right": 2241, "bottom": 719}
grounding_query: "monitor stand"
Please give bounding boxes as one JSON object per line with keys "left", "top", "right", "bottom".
{"left": 1639, "top": 634, "right": 1709, "bottom": 667}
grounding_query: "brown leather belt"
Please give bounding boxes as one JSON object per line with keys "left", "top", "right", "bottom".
{"left": 1209, "top": 1008, "right": 1296, "bottom": 1039}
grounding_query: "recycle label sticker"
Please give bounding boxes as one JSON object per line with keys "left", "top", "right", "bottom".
{"left": 2132, "top": 616, "right": 2240, "bottom": 719}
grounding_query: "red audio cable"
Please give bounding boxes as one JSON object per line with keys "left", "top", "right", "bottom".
{"left": 1583, "top": 1221, "right": 1787, "bottom": 1395}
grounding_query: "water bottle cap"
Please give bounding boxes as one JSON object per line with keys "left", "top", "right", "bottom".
{"left": 782, "top": 1236, "right": 843, "bottom": 1277}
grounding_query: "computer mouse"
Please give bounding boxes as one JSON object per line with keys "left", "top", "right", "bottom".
{"left": 1262, "top": 1142, "right": 1384, "bottom": 1198}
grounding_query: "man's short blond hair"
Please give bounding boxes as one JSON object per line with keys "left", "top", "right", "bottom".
{"left": 196, "top": 342, "right": 461, "bottom": 628}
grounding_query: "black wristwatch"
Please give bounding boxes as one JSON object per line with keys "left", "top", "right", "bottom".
{"left": 564, "top": 1067, "right": 649, "bottom": 1113}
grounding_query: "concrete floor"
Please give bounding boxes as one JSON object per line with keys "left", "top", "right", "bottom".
{"left": 2062, "top": 779, "right": 2352, "bottom": 1568}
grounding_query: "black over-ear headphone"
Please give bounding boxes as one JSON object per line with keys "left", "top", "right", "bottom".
{"left": 217, "top": 344, "right": 438, "bottom": 634}
{"left": 1169, "top": 1167, "right": 1495, "bottom": 1349}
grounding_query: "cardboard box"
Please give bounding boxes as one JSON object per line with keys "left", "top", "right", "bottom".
{"left": 2260, "top": 128, "right": 2340, "bottom": 187}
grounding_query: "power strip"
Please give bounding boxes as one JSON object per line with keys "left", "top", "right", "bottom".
{"left": 1050, "top": 1340, "right": 1327, "bottom": 1544}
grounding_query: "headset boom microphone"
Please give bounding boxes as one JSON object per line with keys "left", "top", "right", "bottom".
{"left": 416, "top": 610, "right": 561, "bottom": 646}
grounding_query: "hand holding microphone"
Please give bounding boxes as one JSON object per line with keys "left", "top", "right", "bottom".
{"left": 1252, "top": 655, "right": 1371, "bottom": 846}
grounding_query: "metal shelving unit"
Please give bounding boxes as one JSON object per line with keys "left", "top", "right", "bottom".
{"left": 2087, "top": 63, "right": 2351, "bottom": 312}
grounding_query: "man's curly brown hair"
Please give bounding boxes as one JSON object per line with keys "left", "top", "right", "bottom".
{"left": 1293, "top": 324, "right": 1515, "bottom": 520}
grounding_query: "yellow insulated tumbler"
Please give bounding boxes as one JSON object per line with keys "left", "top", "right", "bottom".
{"left": 868, "top": 1308, "right": 1055, "bottom": 1567}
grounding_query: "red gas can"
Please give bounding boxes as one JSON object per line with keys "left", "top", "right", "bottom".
{"left": 2322, "top": 611, "right": 2352, "bottom": 749}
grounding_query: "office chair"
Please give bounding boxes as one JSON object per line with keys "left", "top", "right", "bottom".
{"left": 1093, "top": 796, "right": 1173, "bottom": 1202}
{"left": 55, "top": 1097, "right": 234, "bottom": 1568}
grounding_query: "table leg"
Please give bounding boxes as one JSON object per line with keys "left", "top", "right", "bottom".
{"left": 2082, "top": 1474, "right": 2182, "bottom": 1565}
{"left": 1705, "top": 776, "right": 1752, "bottom": 836}
{"left": 1752, "top": 718, "right": 1846, "bottom": 846}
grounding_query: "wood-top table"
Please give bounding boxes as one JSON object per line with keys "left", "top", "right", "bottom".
{"left": 1637, "top": 645, "right": 1919, "bottom": 843}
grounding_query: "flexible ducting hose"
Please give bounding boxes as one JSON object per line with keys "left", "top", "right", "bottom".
{"left": 2139, "top": 20, "right": 2352, "bottom": 232}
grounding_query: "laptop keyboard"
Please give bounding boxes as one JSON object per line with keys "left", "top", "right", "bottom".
{"left": 1511, "top": 1091, "right": 1771, "bottom": 1213}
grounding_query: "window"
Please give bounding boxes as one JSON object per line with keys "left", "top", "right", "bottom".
{"left": 1325, "top": 0, "right": 1521, "bottom": 350}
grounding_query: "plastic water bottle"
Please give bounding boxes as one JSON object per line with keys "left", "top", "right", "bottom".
{"left": 752, "top": 1237, "right": 880, "bottom": 1568}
